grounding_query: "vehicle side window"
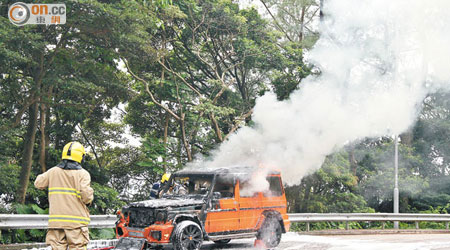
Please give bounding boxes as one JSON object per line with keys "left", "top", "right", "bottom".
{"left": 213, "top": 178, "right": 235, "bottom": 198}
{"left": 264, "top": 176, "right": 283, "bottom": 197}
{"left": 239, "top": 181, "right": 258, "bottom": 198}
{"left": 180, "top": 177, "right": 211, "bottom": 195}
{"left": 214, "top": 183, "right": 234, "bottom": 198}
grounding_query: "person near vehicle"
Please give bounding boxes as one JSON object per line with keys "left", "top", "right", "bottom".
{"left": 150, "top": 173, "right": 171, "bottom": 198}
{"left": 172, "top": 178, "right": 188, "bottom": 195}
{"left": 35, "top": 142, "right": 94, "bottom": 250}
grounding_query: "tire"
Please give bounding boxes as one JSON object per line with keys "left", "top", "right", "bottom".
{"left": 213, "top": 239, "right": 231, "bottom": 244}
{"left": 257, "top": 217, "right": 282, "bottom": 248}
{"left": 172, "top": 220, "right": 203, "bottom": 250}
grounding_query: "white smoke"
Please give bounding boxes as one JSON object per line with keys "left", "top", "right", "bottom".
{"left": 191, "top": 0, "right": 450, "bottom": 186}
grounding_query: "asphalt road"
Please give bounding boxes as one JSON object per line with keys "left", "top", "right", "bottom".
{"left": 197, "top": 232, "right": 450, "bottom": 250}
{"left": 5, "top": 233, "right": 450, "bottom": 250}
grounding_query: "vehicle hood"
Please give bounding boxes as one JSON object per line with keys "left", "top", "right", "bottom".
{"left": 127, "top": 198, "right": 205, "bottom": 208}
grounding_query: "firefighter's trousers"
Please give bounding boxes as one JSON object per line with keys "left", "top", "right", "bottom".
{"left": 46, "top": 227, "right": 89, "bottom": 250}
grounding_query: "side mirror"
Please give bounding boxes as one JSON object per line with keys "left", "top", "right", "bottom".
{"left": 212, "top": 192, "right": 221, "bottom": 199}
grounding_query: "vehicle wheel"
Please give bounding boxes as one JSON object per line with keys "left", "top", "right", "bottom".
{"left": 213, "top": 239, "right": 231, "bottom": 244}
{"left": 257, "top": 217, "right": 282, "bottom": 248}
{"left": 173, "top": 220, "right": 203, "bottom": 250}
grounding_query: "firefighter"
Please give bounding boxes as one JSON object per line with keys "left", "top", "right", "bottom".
{"left": 175, "top": 177, "right": 189, "bottom": 195}
{"left": 150, "top": 173, "right": 171, "bottom": 198}
{"left": 35, "top": 142, "right": 94, "bottom": 250}
{"left": 170, "top": 177, "right": 188, "bottom": 195}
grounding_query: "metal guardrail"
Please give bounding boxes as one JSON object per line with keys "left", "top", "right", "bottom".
{"left": 0, "top": 214, "right": 117, "bottom": 229}
{"left": 288, "top": 213, "right": 450, "bottom": 222}
{"left": 2, "top": 213, "right": 450, "bottom": 230}
{"left": 288, "top": 213, "right": 450, "bottom": 231}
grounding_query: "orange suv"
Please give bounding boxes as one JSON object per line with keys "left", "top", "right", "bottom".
{"left": 115, "top": 166, "right": 290, "bottom": 250}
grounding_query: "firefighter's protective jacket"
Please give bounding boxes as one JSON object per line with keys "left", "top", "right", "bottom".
{"left": 35, "top": 162, "right": 94, "bottom": 229}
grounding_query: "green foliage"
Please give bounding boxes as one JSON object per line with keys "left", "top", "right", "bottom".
{"left": 90, "top": 182, "right": 126, "bottom": 214}
{"left": 290, "top": 221, "right": 370, "bottom": 232}
{"left": 269, "top": 42, "right": 312, "bottom": 100}
{"left": 193, "top": 101, "right": 236, "bottom": 118}
{"left": 122, "top": 0, "right": 312, "bottom": 166}
{"left": 287, "top": 151, "right": 374, "bottom": 213}
{"left": 138, "top": 136, "right": 172, "bottom": 173}
{"left": 89, "top": 228, "right": 116, "bottom": 240}
{"left": 355, "top": 140, "right": 428, "bottom": 212}
{"left": 103, "top": 146, "right": 154, "bottom": 201}
{"left": 261, "top": 0, "right": 320, "bottom": 47}
{"left": 14, "top": 203, "right": 48, "bottom": 215}
{"left": 0, "top": 163, "right": 20, "bottom": 204}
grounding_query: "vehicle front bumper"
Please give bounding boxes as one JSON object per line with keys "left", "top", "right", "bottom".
{"left": 116, "top": 222, "right": 175, "bottom": 244}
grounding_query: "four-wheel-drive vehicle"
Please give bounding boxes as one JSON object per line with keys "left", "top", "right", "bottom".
{"left": 114, "top": 166, "right": 290, "bottom": 250}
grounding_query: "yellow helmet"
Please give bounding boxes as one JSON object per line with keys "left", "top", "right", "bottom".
{"left": 62, "top": 142, "right": 86, "bottom": 163}
{"left": 161, "top": 173, "right": 171, "bottom": 183}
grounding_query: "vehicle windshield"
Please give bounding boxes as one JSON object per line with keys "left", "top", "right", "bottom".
{"left": 160, "top": 174, "right": 214, "bottom": 199}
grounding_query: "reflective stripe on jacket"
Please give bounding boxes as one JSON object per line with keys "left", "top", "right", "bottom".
{"left": 35, "top": 166, "right": 94, "bottom": 229}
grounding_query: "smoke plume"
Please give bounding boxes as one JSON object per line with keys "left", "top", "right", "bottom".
{"left": 191, "top": 0, "right": 450, "bottom": 185}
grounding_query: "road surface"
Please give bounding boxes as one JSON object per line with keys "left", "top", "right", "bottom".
{"left": 197, "top": 232, "right": 450, "bottom": 250}
{"left": 4, "top": 233, "right": 450, "bottom": 249}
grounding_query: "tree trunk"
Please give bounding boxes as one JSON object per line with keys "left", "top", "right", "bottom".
{"left": 299, "top": 6, "right": 306, "bottom": 43}
{"left": 40, "top": 85, "right": 53, "bottom": 172}
{"left": 44, "top": 105, "right": 51, "bottom": 167}
{"left": 38, "top": 102, "right": 47, "bottom": 173}
{"left": 320, "top": 0, "right": 325, "bottom": 21}
{"left": 78, "top": 124, "right": 103, "bottom": 168}
{"left": 54, "top": 110, "right": 62, "bottom": 150}
{"left": 209, "top": 113, "right": 223, "bottom": 142}
{"left": 163, "top": 113, "right": 169, "bottom": 172}
{"left": 180, "top": 114, "right": 193, "bottom": 162}
{"left": 301, "top": 178, "right": 312, "bottom": 212}
{"left": 348, "top": 146, "right": 358, "bottom": 177}
{"left": 16, "top": 51, "right": 46, "bottom": 203}
{"left": 400, "top": 129, "right": 413, "bottom": 147}
{"left": 400, "top": 196, "right": 409, "bottom": 213}
{"left": 16, "top": 102, "right": 39, "bottom": 203}
{"left": 176, "top": 137, "right": 183, "bottom": 168}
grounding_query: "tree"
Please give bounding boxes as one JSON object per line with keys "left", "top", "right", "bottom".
{"left": 0, "top": 0, "right": 144, "bottom": 203}
{"left": 407, "top": 93, "right": 450, "bottom": 211}
{"left": 123, "top": 0, "right": 282, "bottom": 165}
{"left": 413, "top": 93, "right": 450, "bottom": 177}
{"left": 245, "top": 0, "right": 317, "bottom": 100}
{"left": 348, "top": 136, "right": 428, "bottom": 213}
{"left": 287, "top": 151, "right": 373, "bottom": 213}
{"left": 259, "top": 0, "right": 320, "bottom": 47}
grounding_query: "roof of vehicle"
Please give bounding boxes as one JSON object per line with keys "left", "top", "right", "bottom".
{"left": 174, "top": 165, "right": 281, "bottom": 179}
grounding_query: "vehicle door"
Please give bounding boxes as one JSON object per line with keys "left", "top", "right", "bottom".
{"left": 260, "top": 175, "right": 287, "bottom": 215}
{"left": 205, "top": 177, "right": 240, "bottom": 234}
{"left": 238, "top": 179, "right": 262, "bottom": 231}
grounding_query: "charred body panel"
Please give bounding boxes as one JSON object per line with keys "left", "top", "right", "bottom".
{"left": 114, "top": 237, "right": 147, "bottom": 250}
{"left": 121, "top": 199, "right": 204, "bottom": 228}
{"left": 128, "top": 199, "right": 205, "bottom": 208}
{"left": 117, "top": 199, "right": 204, "bottom": 245}
{"left": 115, "top": 166, "right": 290, "bottom": 249}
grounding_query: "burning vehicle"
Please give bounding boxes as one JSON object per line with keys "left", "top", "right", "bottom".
{"left": 114, "top": 166, "right": 290, "bottom": 250}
